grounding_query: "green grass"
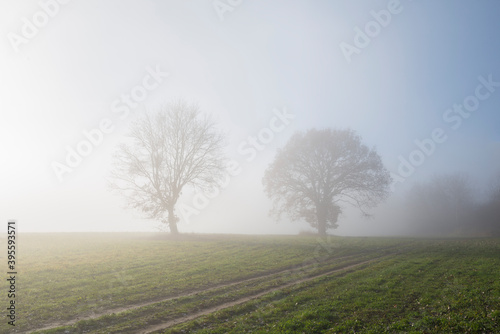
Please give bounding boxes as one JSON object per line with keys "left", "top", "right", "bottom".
{"left": 1, "top": 233, "right": 397, "bottom": 333}
{"left": 0, "top": 233, "right": 498, "bottom": 333}
{"left": 164, "top": 239, "right": 500, "bottom": 333}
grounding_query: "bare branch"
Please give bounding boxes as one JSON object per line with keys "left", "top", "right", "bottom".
{"left": 108, "top": 100, "right": 226, "bottom": 233}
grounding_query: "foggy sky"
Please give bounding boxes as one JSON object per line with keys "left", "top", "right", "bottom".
{"left": 1, "top": 0, "right": 500, "bottom": 235}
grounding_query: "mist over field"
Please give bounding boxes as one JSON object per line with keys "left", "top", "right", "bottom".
{"left": 2, "top": 3, "right": 500, "bottom": 331}
{"left": 1, "top": 0, "right": 500, "bottom": 237}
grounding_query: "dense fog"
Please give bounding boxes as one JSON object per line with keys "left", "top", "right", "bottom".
{"left": 1, "top": 1, "right": 499, "bottom": 236}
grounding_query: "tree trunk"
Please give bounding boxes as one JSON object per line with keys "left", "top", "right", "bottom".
{"left": 317, "top": 202, "right": 327, "bottom": 236}
{"left": 167, "top": 206, "right": 179, "bottom": 235}
{"left": 169, "top": 219, "right": 178, "bottom": 234}
{"left": 318, "top": 222, "right": 327, "bottom": 236}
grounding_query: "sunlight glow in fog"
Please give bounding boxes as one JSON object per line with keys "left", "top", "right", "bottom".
{"left": 1, "top": 0, "right": 500, "bottom": 235}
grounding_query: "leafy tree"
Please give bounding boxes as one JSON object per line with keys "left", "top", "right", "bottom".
{"left": 263, "top": 128, "right": 391, "bottom": 235}
{"left": 109, "top": 100, "right": 226, "bottom": 234}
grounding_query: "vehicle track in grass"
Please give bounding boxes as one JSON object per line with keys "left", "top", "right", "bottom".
{"left": 28, "top": 245, "right": 407, "bottom": 333}
{"left": 141, "top": 255, "right": 394, "bottom": 334}
{"left": 27, "top": 253, "right": 359, "bottom": 333}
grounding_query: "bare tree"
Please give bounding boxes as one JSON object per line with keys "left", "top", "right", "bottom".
{"left": 262, "top": 128, "right": 391, "bottom": 235}
{"left": 109, "top": 101, "right": 226, "bottom": 234}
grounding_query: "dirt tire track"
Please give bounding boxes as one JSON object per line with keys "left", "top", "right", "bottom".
{"left": 29, "top": 245, "right": 407, "bottom": 333}
{"left": 27, "top": 253, "right": 362, "bottom": 333}
{"left": 141, "top": 255, "right": 393, "bottom": 334}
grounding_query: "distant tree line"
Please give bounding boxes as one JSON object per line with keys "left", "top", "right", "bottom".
{"left": 405, "top": 173, "right": 500, "bottom": 237}
{"left": 476, "top": 174, "right": 500, "bottom": 236}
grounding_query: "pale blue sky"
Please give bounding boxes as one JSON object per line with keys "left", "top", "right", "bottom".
{"left": 1, "top": 0, "right": 499, "bottom": 235}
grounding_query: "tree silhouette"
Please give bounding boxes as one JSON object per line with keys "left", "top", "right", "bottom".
{"left": 109, "top": 100, "right": 226, "bottom": 234}
{"left": 263, "top": 128, "right": 391, "bottom": 235}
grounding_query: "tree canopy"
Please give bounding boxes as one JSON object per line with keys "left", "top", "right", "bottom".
{"left": 263, "top": 128, "right": 391, "bottom": 235}
{"left": 109, "top": 100, "right": 226, "bottom": 234}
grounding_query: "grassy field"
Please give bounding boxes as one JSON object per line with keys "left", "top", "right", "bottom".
{"left": 0, "top": 233, "right": 498, "bottom": 333}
